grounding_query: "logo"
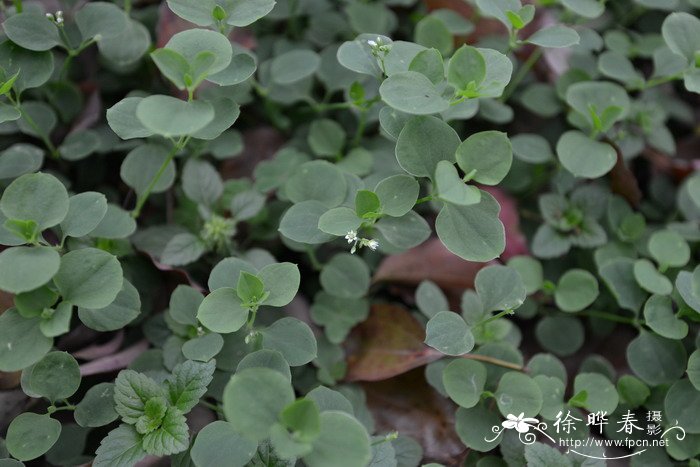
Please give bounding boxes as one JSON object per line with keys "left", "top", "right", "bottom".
{"left": 485, "top": 411, "right": 686, "bottom": 461}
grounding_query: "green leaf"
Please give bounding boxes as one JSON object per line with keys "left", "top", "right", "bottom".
{"left": 475, "top": 0, "right": 520, "bottom": 29}
{"left": 141, "top": 407, "right": 189, "bottom": 456}
{"left": 0, "top": 246, "right": 60, "bottom": 294}
{"left": 106, "top": 97, "right": 154, "bottom": 140}
{"left": 190, "top": 421, "right": 257, "bottom": 467}
{"left": 279, "top": 200, "right": 335, "bottom": 244}
{"left": 237, "top": 349, "right": 291, "bottom": 380}
{"left": 150, "top": 48, "right": 190, "bottom": 90}
{"left": 54, "top": 248, "right": 123, "bottom": 309}
{"left": 556, "top": 131, "right": 617, "bottom": 179}
{"left": 475, "top": 264, "right": 527, "bottom": 312}
{"left": 78, "top": 279, "right": 140, "bottom": 332}
{"left": 39, "top": 301, "right": 72, "bottom": 338}
{"left": 395, "top": 116, "right": 460, "bottom": 178}
{"left": 676, "top": 269, "right": 700, "bottom": 313}
{"left": 374, "top": 175, "right": 420, "bottom": 217}
{"left": 572, "top": 373, "right": 618, "bottom": 413}
{"left": 286, "top": 160, "right": 347, "bottom": 208}
{"left": 308, "top": 118, "right": 346, "bottom": 157}
{"left": 643, "top": 294, "right": 688, "bottom": 339}
{"left": 23, "top": 351, "right": 80, "bottom": 402}
{"left": 207, "top": 50, "right": 257, "bottom": 86}
{"left": 261, "top": 317, "right": 317, "bottom": 366}
{"left": 524, "top": 442, "right": 573, "bottom": 467}
{"left": 554, "top": 269, "right": 599, "bottom": 312}
{"left": 281, "top": 398, "right": 321, "bottom": 442}
{"left": 75, "top": 383, "right": 119, "bottom": 428}
{"left": 136, "top": 95, "right": 214, "bottom": 137}
{"left": 526, "top": 25, "right": 580, "bottom": 48}
{"left": 380, "top": 71, "right": 450, "bottom": 115}
{"left": 409, "top": 48, "right": 445, "bottom": 85}
{"left": 664, "top": 379, "right": 700, "bottom": 434}
{"left": 447, "top": 45, "right": 486, "bottom": 93}
{"left": 6, "top": 413, "right": 61, "bottom": 461}
{"left": 442, "top": 359, "right": 487, "bottom": 408}
{"left": 511, "top": 134, "right": 553, "bottom": 164}
{"left": 495, "top": 372, "right": 543, "bottom": 417}
{"left": 258, "top": 262, "right": 301, "bottom": 307}
{"left": 434, "top": 161, "right": 481, "bottom": 206}
{"left": 561, "top": 0, "right": 604, "bottom": 18}
{"left": 455, "top": 404, "right": 501, "bottom": 452}
{"left": 114, "top": 370, "right": 164, "bottom": 424}
{"left": 616, "top": 375, "right": 649, "bottom": 407}
{"left": 626, "top": 331, "right": 686, "bottom": 386}
{"left": 1, "top": 172, "right": 69, "bottom": 230}
{"left": 166, "top": 359, "right": 215, "bottom": 414}
{"left": 93, "top": 425, "right": 147, "bottom": 467}
{"left": 355, "top": 190, "right": 381, "bottom": 218}
{"left": 648, "top": 229, "right": 690, "bottom": 267}
{"left": 0, "top": 144, "right": 44, "bottom": 181}
{"left": 302, "top": 411, "right": 371, "bottom": 467}
{"left": 167, "top": 0, "right": 217, "bottom": 26}
{"left": 425, "top": 311, "right": 474, "bottom": 356}
{"left": 60, "top": 192, "right": 108, "bottom": 239}
{"left": 0, "top": 309, "right": 52, "bottom": 371}
{"left": 237, "top": 271, "right": 266, "bottom": 304}
{"left": 182, "top": 159, "right": 223, "bottom": 206}
{"left": 456, "top": 131, "right": 512, "bottom": 185}
{"left": 662, "top": 12, "right": 700, "bottom": 63}
{"left": 599, "top": 258, "right": 647, "bottom": 313}
{"left": 0, "top": 42, "right": 54, "bottom": 93}
{"left": 192, "top": 98, "right": 240, "bottom": 141}
{"left": 97, "top": 17, "right": 151, "bottom": 66}
{"left": 416, "top": 280, "right": 448, "bottom": 319}
{"left": 223, "top": 367, "right": 295, "bottom": 441}
{"left": 320, "top": 253, "right": 370, "bottom": 299}
{"left": 688, "top": 350, "right": 700, "bottom": 391}
{"left": 2, "top": 13, "right": 62, "bottom": 51}
{"left": 318, "top": 207, "right": 363, "bottom": 236}
{"left": 633, "top": 259, "right": 673, "bottom": 295}
{"left": 435, "top": 191, "right": 505, "bottom": 262}
{"left": 271, "top": 49, "right": 321, "bottom": 84}
{"left": 75, "top": 2, "right": 127, "bottom": 40}
{"left": 225, "top": 0, "right": 277, "bottom": 27}
{"left": 165, "top": 28, "right": 232, "bottom": 75}
{"left": 566, "top": 81, "right": 630, "bottom": 131}
{"left": 375, "top": 210, "right": 431, "bottom": 250}
{"left": 197, "top": 287, "right": 248, "bottom": 333}
{"left": 169, "top": 285, "right": 203, "bottom": 326}
{"left": 182, "top": 333, "right": 223, "bottom": 362}
{"left": 414, "top": 16, "right": 453, "bottom": 56}
{"left": 507, "top": 256, "right": 543, "bottom": 295}
{"left": 535, "top": 315, "right": 584, "bottom": 357}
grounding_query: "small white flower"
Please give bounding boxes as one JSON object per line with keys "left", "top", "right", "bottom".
{"left": 367, "top": 40, "right": 377, "bottom": 47}
{"left": 367, "top": 239, "right": 379, "bottom": 251}
{"left": 345, "top": 230, "right": 358, "bottom": 243}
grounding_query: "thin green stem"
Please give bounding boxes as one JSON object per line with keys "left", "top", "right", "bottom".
{"left": 475, "top": 309, "right": 513, "bottom": 327}
{"left": 131, "top": 138, "right": 187, "bottom": 218}
{"left": 306, "top": 247, "right": 322, "bottom": 271}
{"left": 414, "top": 195, "right": 435, "bottom": 205}
{"left": 12, "top": 0, "right": 21, "bottom": 13}
{"left": 124, "top": 0, "right": 132, "bottom": 16}
{"left": 352, "top": 109, "right": 368, "bottom": 147}
{"left": 9, "top": 95, "right": 59, "bottom": 158}
{"left": 461, "top": 353, "right": 524, "bottom": 372}
{"left": 501, "top": 48, "right": 543, "bottom": 102}
{"left": 578, "top": 310, "right": 643, "bottom": 326}
{"left": 198, "top": 400, "right": 224, "bottom": 414}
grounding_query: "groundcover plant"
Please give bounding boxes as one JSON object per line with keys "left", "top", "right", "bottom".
{"left": 0, "top": 0, "right": 699, "bottom": 465}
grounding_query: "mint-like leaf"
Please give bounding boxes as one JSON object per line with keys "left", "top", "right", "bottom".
{"left": 141, "top": 406, "right": 190, "bottom": 456}
{"left": 166, "top": 359, "right": 215, "bottom": 413}
{"left": 114, "top": 369, "right": 164, "bottom": 424}
{"left": 94, "top": 424, "right": 147, "bottom": 467}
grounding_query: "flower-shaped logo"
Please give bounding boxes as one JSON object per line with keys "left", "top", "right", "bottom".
{"left": 502, "top": 413, "right": 539, "bottom": 433}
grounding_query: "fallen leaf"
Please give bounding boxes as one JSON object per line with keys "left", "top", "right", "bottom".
{"left": 346, "top": 304, "right": 439, "bottom": 381}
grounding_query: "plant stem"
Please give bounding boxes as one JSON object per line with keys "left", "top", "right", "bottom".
{"left": 124, "top": 0, "right": 131, "bottom": 15}
{"left": 198, "top": 400, "right": 224, "bottom": 414}
{"left": 131, "top": 138, "right": 187, "bottom": 218}
{"left": 9, "top": 96, "right": 59, "bottom": 158}
{"left": 501, "top": 48, "right": 543, "bottom": 102}
{"left": 414, "top": 195, "right": 435, "bottom": 205}
{"left": 12, "top": 0, "right": 21, "bottom": 13}
{"left": 475, "top": 309, "right": 514, "bottom": 327}
{"left": 352, "top": 108, "right": 368, "bottom": 147}
{"left": 461, "top": 353, "right": 525, "bottom": 371}
{"left": 578, "top": 310, "right": 643, "bottom": 325}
